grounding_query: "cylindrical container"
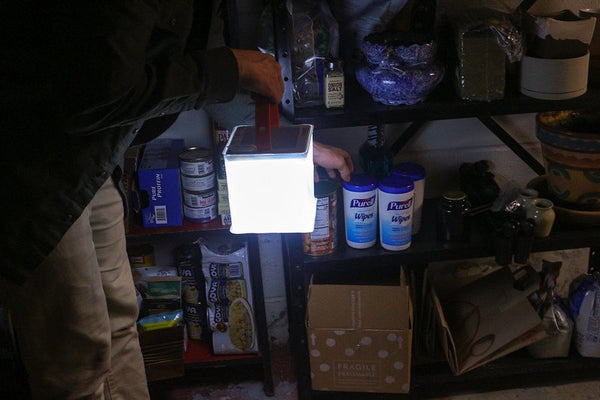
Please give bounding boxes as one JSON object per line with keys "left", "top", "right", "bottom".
{"left": 343, "top": 174, "right": 378, "bottom": 249}
{"left": 179, "top": 147, "right": 215, "bottom": 176}
{"left": 184, "top": 203, "right": 218, "bottom": 223}
{"left": 378, "top": 176, "right": 414, "bottom": 251}
{"left": 437, "top": 190, "right": 471, "bottom": 242}
{"left": 302, "top": 179, "right": 339, "bottom": 256}
{"left": 127, "top": 244, "right": 155, "bottom": 267}
{"left": 517, "top": 187, "right": 538, "bottom": 210}
{"left": 526, "top": 198, "right": 556, "bottom": 238}
{"left": 181, "top": 172, "right": 216, "bottom": 192}
{"left": 182, "top": 189, "right": 217, "bottom": 208}
{"left": 392, "top": 162, "right": 426, "bottom": 234}
{"left": 183, "top": 301, "right": 205, "bottom": 340}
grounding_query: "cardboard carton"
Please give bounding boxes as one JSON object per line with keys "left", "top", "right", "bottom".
{"left": 306, "top": 270, "right": 413, "bottom": 394}
{"left": 137, "top": 139, "right": 185, "bottom": 227}
{"left": 138, "top": 324, "right": 185, "bottom": 381}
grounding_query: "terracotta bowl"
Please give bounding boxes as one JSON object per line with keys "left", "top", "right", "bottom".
{"left": 527, "top": 175, "right": 600, "bottom": 227}
{"left": 536, "top": 111, "right": 600, "bottom": 211}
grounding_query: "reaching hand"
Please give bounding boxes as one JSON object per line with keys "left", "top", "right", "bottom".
{"left": 232, "top": 49, "right": 284, "bottom": 104}
{"left": 313, "top": 141, "right": 354, "bottom": 182}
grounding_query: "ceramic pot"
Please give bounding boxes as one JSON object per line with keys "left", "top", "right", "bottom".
{"left": 536, "top": 111, "right": 600, "bottom": 211}
{"left": 526, "top": 198, "right": 556, "bottom": 238}
{"left": 517, "top": 188, "right": 539, "bottom": 210}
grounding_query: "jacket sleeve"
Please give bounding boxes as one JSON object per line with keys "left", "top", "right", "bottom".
{"left": 53, "top": 1, "right": 238, "bottom": 135}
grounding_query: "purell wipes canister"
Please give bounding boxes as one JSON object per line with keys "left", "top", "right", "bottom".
{"left": 343, "top": 174, "right": 377, "bottom": 249}
{"left": 378, "top": 176, "right": 414, "bottom": 251}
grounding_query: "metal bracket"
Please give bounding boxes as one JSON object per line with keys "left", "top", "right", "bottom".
{"left": 478, "top": 116, "right": 546, "bottom": 176}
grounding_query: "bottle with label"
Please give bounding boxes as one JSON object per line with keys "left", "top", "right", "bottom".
{"left": 323, "top": 58, "right": 344, "bottom": 108}
{"left": 342, "top": 174, "right": 378, "bottom": 249}
{"left": 378, "top": 176, "right": 414, "bottom": 251}
{"left": 359, "top": 124, "right": 392, "bottom": 179}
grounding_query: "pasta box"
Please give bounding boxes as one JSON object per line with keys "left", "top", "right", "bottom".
{"left": 306, "top": 269, "right": 413, "bottom": 394}
{"left": 137, "top": 138, "right": 184, "bottom": 227}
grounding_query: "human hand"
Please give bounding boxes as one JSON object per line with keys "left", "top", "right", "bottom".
{"left": 232, "top": 49, "right": 284, "bottom": 104}
{"left": 313, "top": 141, "right": 354, "bottom": 182}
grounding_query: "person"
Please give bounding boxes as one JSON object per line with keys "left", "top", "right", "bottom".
{"left": 0, "top": 1, "right": 353, "bottom": 399}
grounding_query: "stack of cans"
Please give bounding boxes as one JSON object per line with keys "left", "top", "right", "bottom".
{"left": 179, "top": 147, "right": 217, "bottom": 223}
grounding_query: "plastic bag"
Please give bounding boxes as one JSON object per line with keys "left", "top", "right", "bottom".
{"left": 569, "top": 272, "right": 600, "bottom": 357}
{"left": 288, "top": 0, "right": 340, "bottom": 107}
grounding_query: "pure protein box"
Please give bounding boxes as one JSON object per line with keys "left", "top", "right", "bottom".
{"left": 201, "top": 242, "right": 258, "bottom": 355}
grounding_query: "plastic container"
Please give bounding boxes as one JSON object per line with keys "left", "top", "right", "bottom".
{"left": 437, "top": 190, "right": 471, "bottom": 242}
{"left": 378, "top": 176, "right": 414, "bottom": 251}
{"left": 392, "top": 162, "right": 426, "bottom": 234}
{"left": 342, "top": 174, "right": 378, "bottom": 249}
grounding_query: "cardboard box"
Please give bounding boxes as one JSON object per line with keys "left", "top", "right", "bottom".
{"left": 138, "top": 139, "right": 185, "bottom": 227}
{"left": 424, "top": 265, "right": 546, "bottom": 375}
{"left": 138, "top": 324, "right": 185, "bottom": 382}
{"left": 306, "top": 271, "right": 413, "bottom": 394}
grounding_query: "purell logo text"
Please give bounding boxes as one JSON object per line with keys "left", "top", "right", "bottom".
{"left": 387, "top": 198, "right": 413, "bottom": 211}
{"left": 350, "top": 195, "right": 376, "bottom": 208}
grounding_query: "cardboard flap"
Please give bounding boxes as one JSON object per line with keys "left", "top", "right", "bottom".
{"left": 307, "top": 284, "right": 410, "bottom": 330}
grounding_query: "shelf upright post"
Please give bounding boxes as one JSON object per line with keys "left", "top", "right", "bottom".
{"left": 272, "top": 0, "right": 296, "bottom": 121}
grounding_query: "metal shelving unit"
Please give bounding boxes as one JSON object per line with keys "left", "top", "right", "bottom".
{"left": 271, "top": 1, "right": 600, "bottom": 399}
{"left": 127, "top": 226, "right": 274, "bottom": 396}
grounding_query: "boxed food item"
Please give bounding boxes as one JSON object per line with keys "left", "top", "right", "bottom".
{"left": 138, "top": 324, "right": 185, "bottom": 381}
{"left": 137, "top": 138, "right": 185, "bottom": 227}
{"left": 306, "top": 268, "right": 413, "bottom": 394}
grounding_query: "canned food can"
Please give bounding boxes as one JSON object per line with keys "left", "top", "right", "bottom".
{"left": 179, "top": 147, "right": 214, "bottom": 176}
{"left": 181, "top": 172, "right": 216, "bottom": 192}
{"left": 184, "top": 302, "right": 205, "bottom": 340}
{"left": 302, "top": 180, "right": 339, "bottom": 256}
{"left": 182, "top": 189, "right": 217, "bottom": 208}
{"left": 127, "top": 244, "right": 155, "bottom": 267}
{"left": 184, "top": 203, "right": 218, "bottom": 223}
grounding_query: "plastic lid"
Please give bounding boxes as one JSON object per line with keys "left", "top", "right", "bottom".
{"left": 343, "top": 173, "right": 377, "bottom": 192}
{"left": 392, "top": 162, "right": 426, "bottom": 180}
{"left": 378, "top": 176, "right": 414, "bottom": 194}
{"left": 442, "top": 190, "right": 467, "bottom": 201}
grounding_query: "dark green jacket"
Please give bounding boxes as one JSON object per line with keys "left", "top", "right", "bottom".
{"left": 1, "top": 0, "right": 238, "bottom": 284}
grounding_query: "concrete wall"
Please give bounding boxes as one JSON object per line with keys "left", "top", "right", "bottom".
{"left": 154, "top": 0, "right": 599, "bottom": 346}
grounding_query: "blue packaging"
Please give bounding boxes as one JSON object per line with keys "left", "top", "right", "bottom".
{"left": 378, "top": 176, "right": 414, "bottom": 251}
{"left": 342, "top": 174, "right": 378, "bottom": 249}
{"left": 138, "top": 139, "right": 185, "bottom": 227}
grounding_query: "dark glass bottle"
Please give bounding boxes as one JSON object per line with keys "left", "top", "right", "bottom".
{"left": 437, "top": 190, "right": 471, "bottom": 242}
{"left": 358, "top": 124, "right": 392, "bottom": 179}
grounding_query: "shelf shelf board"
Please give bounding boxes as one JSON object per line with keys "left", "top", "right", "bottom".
{"left": 299, "top": 199, "right": 600, "bottom": 270}
{"left": 184, "top": 339, "right": 263, "bottom": 369}
{"left": 289, "top": 78, "right": 600, "bottom": 130}
{"left": 126, "top": 218, "right": 230, "bottom": 240}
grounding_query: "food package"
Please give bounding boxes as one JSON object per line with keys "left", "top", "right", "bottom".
{"left": 201, "top": 242, "right": 258, "bottom": 354}
{"left": 569, "top": 272, "right": 600, "bottom": 357}
{"left": 451, "top": 8, "right": 522, "bottom": 101}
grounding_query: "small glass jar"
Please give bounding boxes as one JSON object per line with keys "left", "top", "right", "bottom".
{"left": 437, "top": 190, "right": 471, "bottom": 242}
{"left": 323, "top": 58, "right": 344, "bottom": 108}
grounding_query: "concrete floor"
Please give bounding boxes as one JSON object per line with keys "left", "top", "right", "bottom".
{"left": 148, "top": 344, "right": 600, "bottom": 400}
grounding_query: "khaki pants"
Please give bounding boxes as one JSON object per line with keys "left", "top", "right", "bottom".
{"left": 1, "top": 179, "right": 149, "bottom": 399}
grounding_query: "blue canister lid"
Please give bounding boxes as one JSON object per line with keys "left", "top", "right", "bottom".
{"left": 392, "top": 162, "right": 426, "bottom": 181}
{"left": 342, "top": 173, "right": 377, "bottom": 192}
{"left": 378, "top": 176, "right": 414, "bottom": 194}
